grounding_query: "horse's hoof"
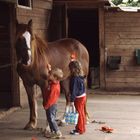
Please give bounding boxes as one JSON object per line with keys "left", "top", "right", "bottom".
{"left": 86, "top": 120, "right": 90, "bottom": 125}
{"left": 24, "top": 123, "right": 37, "bottom": 130}
{"left": 58, "top": 121, "right": 66, "bottom": 127}
{"left": 24, "top": 126, "right": 36, "bottom": 130}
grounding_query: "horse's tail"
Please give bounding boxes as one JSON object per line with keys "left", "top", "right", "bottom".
{"left": 72, "top": 39, "right": 89, "bottom": 89}
{"left": 71, "top": 39, "right": 89, "bottom": 76}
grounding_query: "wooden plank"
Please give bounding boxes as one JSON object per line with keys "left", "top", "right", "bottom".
{"left": 105, "top": 17, "right": 140, "bottom": 23}
{"left": 107, "top": 49, "right": 135, "bottom": 56}
{"left": 105, "top": 22, "right": 140, "bottom": 28}
{"left": 33, "top": 22, "right": 48, "bottom": 29}
{"left": 34, "top": 29, "right": 47, "bottom": 39}
{"left": 17, "top": 14, "right": 48, "bottom": 22}
{"left": 106, "top": 71, "right": 140, "bottom": 78}
{"left": 106, "top": 82, "right": 140, "bottom": 90}
{"left": 17, "top": 14, "right": 50, "bottom": 29}
{"left": 106, "top": 82, "right": 140, "bottom": 87}
{"left": 105, "top": 38, "right": 140, "bottom": 45}
{"left": 106, "top": 77, "right": 140, "bottom": 83}
{"left": 106, "top": 65, "right": 140, "bottom": 74}
{"left": 17, "top": 15, "right": 49, "bottom": 29}
{"left": 105, "top": 11, "right": 140, "bottom": 18}
{"left": 33, "top": 0, "right": 52, "bottom": 9}
{"left": 105, "top": 26, "right": 140, "bottom": 32}
{"left": 106, "top": 45, "right": 140, "bottom": 50}
{"left": 105, "top": 32, "right": 140, "bottom": 39}
{"left": 111, "top": 65, "right": 140, "bottom": 72}
{"left": 17, "top": 8, "right": 50, "bottom": 17}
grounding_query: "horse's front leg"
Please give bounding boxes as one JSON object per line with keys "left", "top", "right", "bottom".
{"left": 40, "top": 86, "right": 50, "bottom": 132}
{"left": 61, "top": 79, "right": 71, "bottom": 123}
{"left": 23, "top": 82, "right": 38, "bottom": 130}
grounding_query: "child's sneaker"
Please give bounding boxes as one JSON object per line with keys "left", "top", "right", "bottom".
{"left": 70, "top": 129, "right": 79, "bottom": 135}
{"left": 51, "top": 130, "right": 62, "bottom": 139}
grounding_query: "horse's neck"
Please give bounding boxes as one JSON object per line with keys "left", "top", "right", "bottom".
{"left": 31, "top": 35, "right": 50, "bottom": 67}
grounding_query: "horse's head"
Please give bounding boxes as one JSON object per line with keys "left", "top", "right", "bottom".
{"left": 15, "top": 19, "right": 51, "bottom": 81}
{"left": 15, "top": 19, "right": 33, "bottom": 65}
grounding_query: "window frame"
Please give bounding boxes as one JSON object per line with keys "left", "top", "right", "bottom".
{"left": 17, "top": 0, "right": 32, "bottom": 9}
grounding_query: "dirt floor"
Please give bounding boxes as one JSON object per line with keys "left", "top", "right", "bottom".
{"left": 1, "top": 93, "right": 140, "bottom": 140}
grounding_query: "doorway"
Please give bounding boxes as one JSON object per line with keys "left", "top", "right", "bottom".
{"left": 0, "top": 2, "right": 17, "bottom": 108}
{"left": 68, "top": 9, "right": 100, "bottom": 88}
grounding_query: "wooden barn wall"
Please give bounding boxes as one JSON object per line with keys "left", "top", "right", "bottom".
{"left": 105, "top": 11, "right": 140, "bottom": 90}
{"left": 16, "top": 0, "right": 52, "bottom": 39}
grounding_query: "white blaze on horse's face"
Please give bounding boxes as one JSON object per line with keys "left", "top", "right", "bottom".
{"left": 22, "top": 31, "right": 31, "bottom": 65}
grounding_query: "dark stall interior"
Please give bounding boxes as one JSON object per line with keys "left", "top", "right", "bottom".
{"left": 68, "top": 9, "right": 100, "bottom": 88}
{"left": 0, "top": 2, "right": 12, "bottom": 108}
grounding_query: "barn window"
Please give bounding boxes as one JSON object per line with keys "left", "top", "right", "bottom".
{"left": 17, "top": 0, "right": 32, "bottom": 9}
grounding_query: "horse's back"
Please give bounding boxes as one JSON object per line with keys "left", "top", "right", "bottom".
{"left": 48, "top": 38, "right": 89, "bottom": 59}
{"left": 48, "top": 38, "right": 89, "bottom": 76}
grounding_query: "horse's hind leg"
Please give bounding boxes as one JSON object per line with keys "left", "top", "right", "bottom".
{"left": 84, "top": 99, "right": 90, "bottom": 123}
{"left": 23, "top": 82, "right": 38, "bottom": 130}
{"left": 84, "top": 78, "right": 90, "bottom": 123}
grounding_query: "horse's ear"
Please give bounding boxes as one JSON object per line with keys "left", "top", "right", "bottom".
{"left": 28, "top": 19, "right": 32, "bottom": 27}
{"left": 27, "top": 19, "right": 33, "bottom": 34}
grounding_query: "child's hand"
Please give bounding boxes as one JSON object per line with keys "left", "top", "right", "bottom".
{"left": 70, "top": 102, "right": 76, "bottom": 112}
{"left": 47, "top": 63, "right": 51, "bottom": 71}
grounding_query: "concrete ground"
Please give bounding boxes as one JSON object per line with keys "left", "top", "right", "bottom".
{"left": 0, "top": 93, "right": 140, "bottom": 140}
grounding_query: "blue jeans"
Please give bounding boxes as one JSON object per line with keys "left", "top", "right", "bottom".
{"left": 46, "top": 104, "right": 59, "bottom": 132}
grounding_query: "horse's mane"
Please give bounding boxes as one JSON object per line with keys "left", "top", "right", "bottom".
{"left": 31, "top": 34, "right": 49, "bottom": 70}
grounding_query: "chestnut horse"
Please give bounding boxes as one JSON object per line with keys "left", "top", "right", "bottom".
{"left": 15, "top": 19, "right": 89, "bottom": 129}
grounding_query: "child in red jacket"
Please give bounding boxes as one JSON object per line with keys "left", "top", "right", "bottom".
{"left": 43, "top": 68, "right": 63, "bottom": 139}
{"left": 69, "top": 60, "right": 86, "bottom": 135}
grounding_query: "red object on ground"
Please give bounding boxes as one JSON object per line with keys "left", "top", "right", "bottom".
{"left": 101, "top": 126, "right": 113, "bottom": 133}
{"left": 32, "top": 137, "right": 37, "bottom": 140}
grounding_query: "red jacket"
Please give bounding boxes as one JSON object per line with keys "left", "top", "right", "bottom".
{"left": 43, "top": 81, "right": 60, "bottom": 110}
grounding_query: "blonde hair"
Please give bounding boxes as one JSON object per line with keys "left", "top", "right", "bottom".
{"left": 50, "top": 68, "right": 63, "bottom": 80}
{"left": 69, "top": 60, "right": 84, "bottom": 76}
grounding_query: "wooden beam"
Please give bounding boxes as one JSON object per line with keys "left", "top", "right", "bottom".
{"left": 10, "top": 4, "right": 20, "bottom": 106}
{"left": 0, "top": 0, "right": 16, "bottom": 3}
{"left": 53, "top": 0, "right": 109, "bottom": 7}
{"left": 54, "top": 0, "right": 108, "bottom": 2}
{"left": 54, "top": 0, "right": 109, "bottom": 8}
{"left": 99, "top": 7, "right": 106, "bottom": 89}
{"left": 67, "top": 3, "right": 103, "bottom": 8}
